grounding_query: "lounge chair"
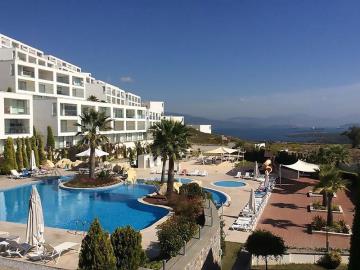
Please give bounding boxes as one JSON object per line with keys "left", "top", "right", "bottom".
{"left": 199, "top": 170, "right": 208, "bottom": 177}
{"left": 2, "top": 240, "right": 33, "bottom": 257}
{"left": 234, "top": 172, "right": 242, "bottom": 178}
{"left": 10, "top": 170, "right": 27, "bottom": 179}
{"left": 187, "top": 170, "right": 199, "bottom": 176}
{"left": 243, "top": 172, "right": 251, "bottom": 179}
{"left": 28, "top": 241, "right": 79, "bottom": 263}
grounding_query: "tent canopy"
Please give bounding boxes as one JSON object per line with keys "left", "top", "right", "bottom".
{"left": 282, "top": 160, "right": 319, "bottom": 173}
{"left": 205, "top": 147, "right": 237, "bottom": 155}
{"left": 76, "top": 148, "right": 109, "bottom": 157}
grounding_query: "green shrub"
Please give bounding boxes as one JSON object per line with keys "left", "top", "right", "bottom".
{"left": 46, "top": 126, "right": 55, "bottom": 161}
{"left": 78, "top": 218, "right": 116, "bottom": 270}
{"left": 157, "top": 215, "right": 197, "bottom": 258}
{"left": 31, "top": 136, "right": 39, "bottom": 167}
{"left": 21, "top": 138, "right": 29, "bottom": 169}
{"left": 312, "top": 215, "right": 326, "bottom": 231}
{"left": 25, "top": 137, "right": 32, "bottom": 166}
{"left": 15, "top": 138, "right": 24, "bottom": 170}
{"left": 179, "top": 183, "right": 205, "bottom": 199}
{"left": 37, "top": 135, "right": 46, "bottom": 165}
{"left": 317, "top": 250, "right": 342, "bottom": 269}
{"left": 169, "top": 194, "right": 203, "bottom": 222}
{"left": 110, "top": 226, "right": 145, "bottom": 270}
{"left": 2, "top": 137, "right": 17, "bottom": 173}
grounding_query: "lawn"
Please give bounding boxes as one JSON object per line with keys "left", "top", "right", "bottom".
{"left": 221, "top": 241, "right": 245, "bottom": 270}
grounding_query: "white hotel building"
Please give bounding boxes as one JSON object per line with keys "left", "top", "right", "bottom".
{"left": 0, "top": 33, "right": 165, "bottom": 152}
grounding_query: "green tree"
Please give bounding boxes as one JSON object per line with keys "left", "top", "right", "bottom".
{"left": 349, "top": 174, "right": 360, "bottom": 270}
{"left": 15, "top": 138, "right": 24, "bottom": 170}
{"left": 245, "top": 230, "right": 286, "bottom": 270}
{"left": 2, "top": 137, "right": 17, "bottom": 173}
{"left": 25, "top": 137, "right": 32, "bottom": 167}
{"left": 75, "top": 109, "right": 112, "bottom": 178}
{"left": 150, "top": 123, "right": 168, "bottom": 184}
{"left": 46, "top": 126, "right": 55, "bottom": 161}
{"left": 78, "top": 219, "right": 116, "bottom": 270}
{"left": 31, "top": 136, "right": 39, "bottom": 167}
{"left": 21, "top": 138, "right": 29, "bottom": 169}
{"left": 110, "top": 226, "right": 145, "bottom": 270}
{"left": 87, "top": 95, "right": 99, "bottom": 102}
{"left": 342, "top": 126, "right": 360, "bottom": 148}
{"left": 151, "top": 120, "right": 190, "bottom": 195}
{"left": 327, "top": 145, "right": 350, "bottom": 166}
{"left": 314, "top": 165, "right": 347, "bottom": 226}
{"left": 37, "top": 135, "right": 46, "bottom": 164}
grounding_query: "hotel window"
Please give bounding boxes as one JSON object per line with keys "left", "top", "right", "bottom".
{"left": 52, "top": 103, "right": 57, "bottom": 116}
{"left": 18, "top": 80, "right": 27, "bottom": 90}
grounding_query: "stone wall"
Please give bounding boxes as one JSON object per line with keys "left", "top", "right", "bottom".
{"left": 164, "top": 199, "right": 222, "bottom": 270}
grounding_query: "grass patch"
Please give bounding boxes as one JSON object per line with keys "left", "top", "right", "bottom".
{"left": 251, "top": 264, "right": 347, "bottom": 269}
{"left": 221, "top": 241, "right": 243, "bottom": 270}
{"left": 64, "top": 174, "right": 120, "bottom": 188}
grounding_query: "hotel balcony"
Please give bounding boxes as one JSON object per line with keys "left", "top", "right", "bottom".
{"left": 38, "top": 69, "right": 53, "bottom": 81}
{"left": 137, "top": 121, "right": 146, "bottom": 130}
{"left": 60, "top": 103, "right": 77, "bottom": 117}
{"left": 60, "top": 120, "right": 78, "bottom": 133}
{"left": 4, "top": 98, "right": 29, "bottom": 115}
{"left": 72, "top": 88, "right": 84, "bottom": 98}
{"left": 99, "top": 107, "right": 111, "bottom": 118}
{"left": 126, "top": 109, "right": 136, "bottom": 119}
{"left": 113, "top": 108, "right": 124, "bottom": 118}
{"left": 72, "top": 77, "right": 84, "bottom": 87}
{"left": 18, "top": 79, "right": 35, "bottom": 92}
{"left": 18, "top": 65, "right": 35, "bottom": 78}
{"left": 39, "top": 82, "right": 54, "bottom": 95}
{"left": 81, "top": 105, "right": 95, "bottom": 115}
{"left": 57, "top": 85, "right": 70, "bottom": 96}
{"left": 137, "top": 110, "right": 145, "bottom": 119}
{"left": 126, "top": 121, "right": 136, "bottom": 131}
{"left": 114, "top": 121, "right": 125, "bottom": 131}
{"left": 5, "top": 119, "right": 30, "bottom": 135}
{"left": 56, "top": 73, "right": 69, "bottom": 84}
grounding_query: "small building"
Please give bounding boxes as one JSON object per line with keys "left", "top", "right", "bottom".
{"left": 163, "top": 115, "right": 185, "bottom": 124}
{"left": 187, "top": 124, "right": 212, "bottom": 134}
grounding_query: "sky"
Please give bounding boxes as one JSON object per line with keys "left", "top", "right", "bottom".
{"left": 0, "top": 0, "right": 359, "bottom": 122}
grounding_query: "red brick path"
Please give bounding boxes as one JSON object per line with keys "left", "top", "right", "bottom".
{"left": 256, "top": 177, "right": 354, "bottom": 250}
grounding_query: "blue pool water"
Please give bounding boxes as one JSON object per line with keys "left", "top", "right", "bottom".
{"left": 204, "top": 188, "right": 228, "bottom": 206}
{"left": 177, "top": 178, "right": 193, "bottom": 184}
{"left": 0, "top": 179, "right": 168, "bottom": 232}
{"left": 213, "top": 180, "right": 246, "bottom": 188}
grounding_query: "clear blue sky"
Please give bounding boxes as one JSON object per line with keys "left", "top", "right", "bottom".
{"left": 1, "top": 0, "right": 359, "bottom": 121}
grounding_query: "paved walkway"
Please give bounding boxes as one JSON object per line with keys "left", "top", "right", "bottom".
{"left": 256, "top": 176, "right": 354, "bottom": 250}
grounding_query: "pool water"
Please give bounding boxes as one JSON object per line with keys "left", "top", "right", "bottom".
{"left": 176, "top": 178, "right": 193, "bottom": 184}
{"left": 0, "top": 179, "right": 168, "bottom": 232}
{"left": 213, "top": 180, "right": 246, "bottom": 188}
{"left": 203, "top": 188, "right": 228, "bottom": 206}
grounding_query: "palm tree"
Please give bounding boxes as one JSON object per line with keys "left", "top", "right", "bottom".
{"left": 327, "top": 145, "right": 350, "bottom": 167}
{"left": 151, "top": 120, "right": 190, "bottom": 194}
{"left": 87, "top": 95, "right": 99, "bottom": 102}
{"left": 314, "top": 165, "right": 347, "bottom": 226}
{"left": 75, "top": 109, "right": 112, "bottom": 178}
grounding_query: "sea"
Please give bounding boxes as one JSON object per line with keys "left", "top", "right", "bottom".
{"left": 214, "top": 127, "right": 349, "bottom": 143}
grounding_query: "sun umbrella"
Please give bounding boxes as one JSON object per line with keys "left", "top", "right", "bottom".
{"left": 30, "top": 150, "right": 37, "bottom": 171}
{"left": 249, "top": 188, "right": 256, "bottom": 213}
{"left": 76, "top": 148, "right": 109, "bottom": 157}
{"left": 26, "top": 186, "right": 44, "bottom": 247}
{"left": 205, "top": 147, "right": 237, "bottom": 155}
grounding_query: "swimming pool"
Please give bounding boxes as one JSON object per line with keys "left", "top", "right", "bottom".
{"left": 213, "top": 180, "right": 246, "bottom": 188}
{"left": 0, "top": 179, "right": 168, "bottom": 232}
{"left": 203, "top": 188, "right": 228, "bottom": 206}
{"left": 176, "top": 178, "right": 193, "bottom": 184}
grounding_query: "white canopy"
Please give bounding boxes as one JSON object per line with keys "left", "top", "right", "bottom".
{"left": 30, "top": 150, "right": 37, "bottom": 171}
{"left": 205, "top": 147, "right": 237, "bottom": 155}
{"left": 76, "top": 148, "right": 109, "bottom": 157}
{"left": 282, "top": 160, "right": 319, "bottom": 173}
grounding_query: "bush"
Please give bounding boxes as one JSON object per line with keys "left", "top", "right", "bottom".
{"left": 111, "top": 226, "right": 145, "bottom": 270}
{"left": 312, "top": 215, "right": 326, "bottom": 231}
{"left": 21, "top": 138, "right": 29, "bottom": 169}
{"left": 157, "top": 215, "right": 197, "bottom": 258}
{"left": 317, "top": 250, "right": 342, "bottom": 269}
{"left": 15, "top": 138, "right": 24, "bottom": 170}
{"left": 168, "top": 194, "right": 203, "bottom": 222}
{"left": 78, "top": 219, "right": 116, "bottom": 270}
{"left": 179, "top": 183, "right": 205, "bottom": 199}
{"left": 2, "top": 137, "right": 17, "bottom": 174}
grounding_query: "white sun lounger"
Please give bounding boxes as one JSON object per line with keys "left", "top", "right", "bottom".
{"left": 187, "top": 170, "right": 199, "bottom": 176}
{"left": 10, "top": 170, "right": 26, "bottom": 179}
{"left": 244, "top": 172, "right": 251, "bottom": 179}
{"left": 28, "top": 241, "right": 79, "bottom": 264}
{"left": 2, "top": 240, "right": 33, "bottom": 257}
{"left": 234, "top": 172, "right": 242, "bottom": 178}
{"left": 199, "top": 170, "right": 208, "bottom": 177}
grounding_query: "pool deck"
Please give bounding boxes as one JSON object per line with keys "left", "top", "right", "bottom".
{"left": 0, "top": 160, "right": 258, "bottom": 269}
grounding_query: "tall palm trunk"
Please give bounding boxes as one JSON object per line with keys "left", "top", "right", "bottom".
{"left": 327, "top": 194, "right": 334, "bottom": 226}
{"left": 89, "top": 146, "right": 96, "bottom": 179}
{"left": 160, "top": 156, "right": 167, "bottom": 184}
{"left": 166, "top": 156, "right": 175, "bottom": 197}
{"left": 322, "top": 191, "right": 327, "bottom": 207}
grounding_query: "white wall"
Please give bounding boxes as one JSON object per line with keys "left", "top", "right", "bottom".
{"left": 0, "top": 61, "right": 15, "bottom": 92}
{"left": 33, "top": 97, "right": 58, "bottom": 136}
{"left": 188, "top": 124, "right": 212, "bottom": 134}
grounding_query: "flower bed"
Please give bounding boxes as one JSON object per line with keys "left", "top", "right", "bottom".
{"left": 64, "top": 172, "right": 121, "bottom": 188}
{"left": 309, "top": 201, "right": 343, "bottom": 214}
{"left": 310, "top": 215, "right": 351, "bottom": 236}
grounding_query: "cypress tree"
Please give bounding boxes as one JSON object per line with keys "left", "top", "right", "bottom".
{"left": 15, "top": 138, "right": 24, "bottom": 170}
{"left": 111, "top": 226, "right": 145, "bottom": 270}
{"left": 22, "top": 138, "right": 29, "bottom": 169}
{"left": 46, "top": 126, "right": 55, "bottom": 161}
{"left": 38, "top": 135, "right": 46, "bottom": 164}
{"left": 25, "top": 137, "right": 32, "bottom": 166}
{"left": 349, "top": 176, "right": 360, "bottom": 269}
{"left": 11, "top": 138, "right": 17, "bottom": 170}
{"left": 78, "top": 219, "right": 116, "bottom": 270}
{"left": 2, "top": 137, "right": 16, "bottom": 173}
{"left": 31, "top": 136, "right": 39, "bottom": 167}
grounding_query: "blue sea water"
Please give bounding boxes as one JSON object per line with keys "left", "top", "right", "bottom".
{"left": 0, "top": 180, "right": 168, "bottom": 232}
